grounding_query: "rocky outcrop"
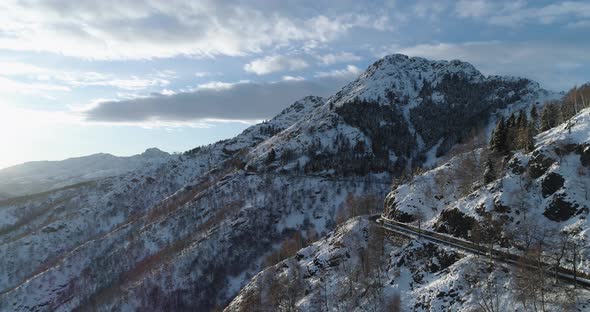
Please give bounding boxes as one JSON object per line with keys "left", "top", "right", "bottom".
{"left": 542, "top": 172, "right": 565, "bottom": 197}
{"left": 434, "top": 208, "right": 477, "bottom": 239}
{"left": 544, "top": 194, "right": 579, "bottom": 222}
{"left": 528, "top": 150, "right": 555, "bottom": 178}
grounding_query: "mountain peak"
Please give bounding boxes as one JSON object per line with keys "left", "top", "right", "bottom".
{"left": 329, "top": 54, "right": 488, "bottom": 108}
{"left": 141, "top": 147, "right": 169, "bottom": 158}
{"left": 368, "top": 53, "right": 482, "bottom": 78}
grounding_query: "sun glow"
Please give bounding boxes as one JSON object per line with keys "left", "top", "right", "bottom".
{"left": 0, "top": 102, "right": 80, "bottom": 168}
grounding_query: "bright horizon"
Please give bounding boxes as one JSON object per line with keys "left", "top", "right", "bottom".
{"left": 2, "top": 0, "right": 590, "bottom": 169}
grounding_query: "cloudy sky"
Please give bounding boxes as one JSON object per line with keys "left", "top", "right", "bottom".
{"left": 1, "top": 0, "right": 589, "bottom": 168}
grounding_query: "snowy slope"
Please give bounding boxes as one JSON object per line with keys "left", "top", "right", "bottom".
{"left": 384, "top": 107, "right": 590, "bottom": 275}
{"left": 0, "top": 96, "right": 323, "bottom": 297}
{"left": 227, "top": 216, "right": 590, "bottom": 311}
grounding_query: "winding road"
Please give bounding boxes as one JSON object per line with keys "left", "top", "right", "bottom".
{"left": 374, "top": 215, "right": 590, "bottom": 289}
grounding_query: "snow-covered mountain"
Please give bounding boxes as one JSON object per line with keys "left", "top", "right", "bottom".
{"left": 245, "top": 54, "right": 554, "bottom": 177}
{"left": 383, "top": 107, "right": 590, "bottom": 273}
{"left": 0, "top": 148, "right": 171, "bottom": 199}
{"left": 229, "top": 108, "right": 590, "bottom": 312}
{"left": 0, "top": 54, "right": 565, "bottom": 311}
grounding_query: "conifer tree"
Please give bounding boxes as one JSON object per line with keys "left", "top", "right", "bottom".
{"left": 530, "top": 105, "right": 538, "bottom": 121}
{"left": 507, "top": 113, "right": 516, "bottom": 129}
{"left": 540, "top": 102, "right": 560, "bottom": 131}
{"left": 490, "top": 117, "right": 508, "bottom": 154}
{"left": 525, "top": 122, "right": 536, "bottom": 152}
{"left": 266, "top": 148, "right": 276, "bottom": 164}
{"left": 517, "top": 110, "right": 527, "bottom": 129}
{"left": 483, "top": 158, "right": 496, "bottom": 184}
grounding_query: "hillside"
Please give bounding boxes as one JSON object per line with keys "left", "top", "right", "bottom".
{"left": 384, "top": 107, "right": 590, "bottom": 274}
{"left": 228, "top": 107, "right": 590, "bottom": 312}
{"left": 0, "top": 54, "right": 563, "bottom": 311}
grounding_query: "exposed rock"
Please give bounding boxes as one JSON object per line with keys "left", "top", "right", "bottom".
{"left": 580, "top": 144, "right": 590, "bottom": 167}
{"left": 554, "top": 143, "right": 579, "bottom": 156}
{"left": 493, "top": 197, "right": 511, "bottom": 213}
{"left": 543, "top": 194, "right": 579, "bottom": 222}
{"left": 508, "top": 157, "right": 526, "bottom": 175}
{"left": 528, "top": 151, "right": 555, "bottom": 179}
{"left": 396, "top": 241, "right": 461, "bottom": 276}
{"left": 541, "top": 172, "right": 565, "bottom": 197}
{"left": 434, "top": 208, "right": 476, "bottom": 239}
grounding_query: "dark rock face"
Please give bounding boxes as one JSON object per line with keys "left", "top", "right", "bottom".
{"left": 554, "top": 143, "right": 579, "bottom": 156}
{"left": 543, "top": 194, "right": 579, "bottom": 222}
{"left": 493, "top": 197, "right": 511, "bottom": 213}
{"left": 396, "top": 242, "right": 460, "bottom": 274}
{"left": 434, "top": 208, "right": 476, "bottom": 239}
{"left": 384, "top": 195, "right": 417, "bottom": 222}
{"left": 395, "top": 241, "right": 460, "bottom": 289}
{"left": 580, "top": 144, "right": 590, "bottom": 167}
{"left": 393, "top": 210, "right": 416, "bottom": 223}
{"left": 541, "top": 172, "right": 565, "bottom": 197}
{"left": 528, "top": 151, "right": 555, "bottom": 179}
{"left": 508, "top": 157, "right": 526, "bottom": 175}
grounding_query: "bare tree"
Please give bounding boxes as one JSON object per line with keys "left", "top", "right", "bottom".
{"left": 576, "top": 165, "right": 589, "bottom": 201}
{"left": 282, "top": 260, "right": 303, "bottom": 312}
{"left": 386, "top": 293, "right": 402, "bottom": 312}
{"left": 568, "top": 233, "right": 588, "bottom": 290}
{"left": 414, "top": 209, "right": 426, "bottom": 240}
{"left": 433, "top": 169, "right": 450, "bottom": 198}
{"left": 548, "top": 230, "right": 570, "bottom": 284}
{"left": 312, "top": 274, "right": 330, "bottom": 312}
{"left": 480, "top": 214, "right": 504, "bottom": 265}
{"left": 476, "top": 274, "right": 502, "bottom": 312}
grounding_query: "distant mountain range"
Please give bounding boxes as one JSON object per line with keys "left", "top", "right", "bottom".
{"left": 0, "top": 148, "right": 170, "bottom": 198}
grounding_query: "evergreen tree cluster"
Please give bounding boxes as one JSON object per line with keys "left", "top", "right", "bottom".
{"left": 490, "top": 109, "right": 536, "bottom": 155}
{"left": 540, "top": 84, "right": 590, "bottom": 131}
{"left": 258, "top": 124, "right": 283, "bottom": 137}
{"left": 540, "top": 101, "right": 561, "bottom": 131}
{"left": 490, "top": 83, "right": 590, "bottom": 156}
{"left": 411, "top": 73, "right": 531, "bottom": 157}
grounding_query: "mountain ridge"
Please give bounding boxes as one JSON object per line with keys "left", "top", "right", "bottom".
{"left": 0, "top": 54, "right": 569, "bottom": 311}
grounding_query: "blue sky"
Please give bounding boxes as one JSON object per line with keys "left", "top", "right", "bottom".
{"left": 1, "top": 0, "right": 589, "bottom": 168}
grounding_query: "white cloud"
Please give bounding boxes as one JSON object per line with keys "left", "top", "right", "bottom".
{"left": 160, "top": 89, "right": 176, "bottom": 96}
{"left": 316, "top": 52, "right": 362, "bottom": 65}
{"left": 244, "top": 55, "right": 308, "bottom": 75}
{"left": 0, "top": 76, "right": 70, "bottom": 95}
{"left": 0, "top": 1, "right": 390, "bottom": 60}
{"left": 282, "top": 75, "right": 305, "bottom": 81}
{"left": 455, "top": 0, "right": 590, "bottom": 26}
{"left": 0, "top": 64, "right": 172, "bottom": 91}
{"left": 0, "top": 62, "right": 48, "bottom": 75}
{"left": 567, "top": 19, "right": 590, "bottom": 28}
{"left": 194, "top": 71, "right": 222, "bottom": 78}
{"left": 65, "top": 75, "right": 170, "bottom": 91}
{"left": 315, "top": 65, "right": 362, "bottom": 79}
{"left": 455, "top": 0, "right": 493, "bottom": 18}
{"left": 195, "top": 81, "right": 244, "bottom": 91}
{"left": 414, "top": 1, "right": 448, "bottom": 19}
